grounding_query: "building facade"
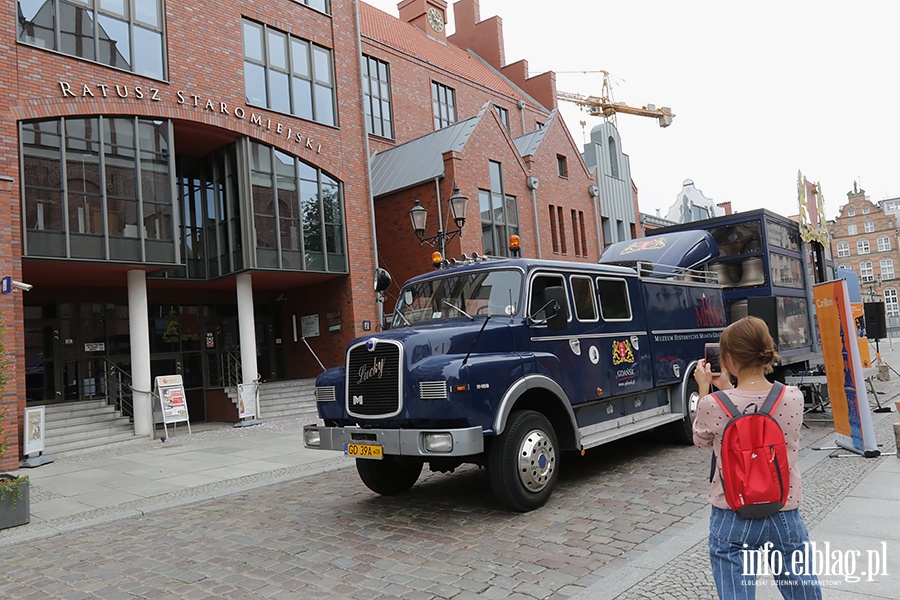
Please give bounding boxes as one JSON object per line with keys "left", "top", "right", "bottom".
{"left": 1, "top": 0, "right": 601, "bottom": 468}
{"left": 831, "top": 184, "right": 900, "bottom": 316}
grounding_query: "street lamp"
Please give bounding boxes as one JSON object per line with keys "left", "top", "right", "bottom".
{"left": 408, "top": 185, "right": 469, "bottom": 263}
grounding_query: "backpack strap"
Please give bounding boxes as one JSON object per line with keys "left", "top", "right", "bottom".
{"left": 760, "top": 381, "right": 786, "bottom": 416}
{"left": 711, "top": 390, "right": 740, "bottom": 419}
{"left": 712, "top": 381, "right": 786, "bottom": 418}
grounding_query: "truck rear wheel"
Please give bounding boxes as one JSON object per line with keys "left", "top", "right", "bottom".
{"left": 489, "top": 410, "right": 559, "bottom": 512}
{"left": 356, "top": 456, "right": 423, "bottom": 496}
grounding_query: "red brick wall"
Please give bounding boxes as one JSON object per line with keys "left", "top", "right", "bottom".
{"left": 2, "top": 0, "right": 379, "bottom": 463}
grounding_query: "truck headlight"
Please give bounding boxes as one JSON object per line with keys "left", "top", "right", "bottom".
{"left": 304, "top": 428, "right": 321, "bottom": 447}
{"left": 424, "top": 432, "right": 453, "bottom": 453}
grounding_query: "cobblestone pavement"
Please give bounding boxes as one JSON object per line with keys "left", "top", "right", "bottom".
{"left": 2, "top": 377, "right": 898, "bottom": 599}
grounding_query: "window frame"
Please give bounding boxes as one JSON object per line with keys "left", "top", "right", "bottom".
{"left": 362, "top": 55, "right": 393, "bottom": 138}
{"left": 18, "top": 0, "right": 167, "bottom": 79}
{"left": 570, "top": 275, "right": 599, "bottom": 322}
{"left": 836, "top": 241, "right": 850, "bottom": 257}
{"left": 857, "top": 239, "right": 870, "bottom": 254}
{"left": 242, "top": 19, "right": 337, "bottom": 126}
{"left": 877, "top": 236, "right": 891, "bottom": 252}
{"left": 596, "top": 277, "right": 632, "bottom": 322}
{"left": 527, "top": 272, "right": 571, "bottom": 325}
{"left": 860, "top": 260, "right": 874, "bottom": 282}
{"left": 431, "top": 81, "right": 457, "bottom": 129}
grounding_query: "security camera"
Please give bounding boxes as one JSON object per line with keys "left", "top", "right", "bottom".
{"left": 11, "top": 281, "right": 33, "bottom": 292}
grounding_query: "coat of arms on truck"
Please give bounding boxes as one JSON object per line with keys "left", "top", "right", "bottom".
{"left": 611, "top": 340, "right": 635, "bottom": 365}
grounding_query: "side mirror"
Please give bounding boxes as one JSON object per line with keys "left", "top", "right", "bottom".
{"left": 543, "top": 286, "right": 568, "bottom": 331}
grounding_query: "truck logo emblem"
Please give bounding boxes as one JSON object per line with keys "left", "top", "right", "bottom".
{"left": 357, "top": 357, "right": 385, "bottom": 385}
{"left": 612, "top": 340, "right": 635, "bottom": 365}
{"left": 353, "top": 395, "right": 363, "bottom": 405}
{"left": 619, "top": 237, "right": 666, "bottom": 254}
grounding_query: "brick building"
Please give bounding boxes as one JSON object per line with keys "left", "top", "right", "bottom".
{"left": 831, "top": 184, "right": 900, "bottom": 316}
{"left": 1, "top": 0, "right": 601, "bottom": 468}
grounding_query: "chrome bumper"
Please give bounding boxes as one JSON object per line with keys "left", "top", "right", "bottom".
{"left": 302, "top": 425, "right": 484, "bottom": 457}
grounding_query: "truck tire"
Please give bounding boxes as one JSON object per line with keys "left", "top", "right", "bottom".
{"left": 489, "top": 410, "right": 559, "bottom": 512}
{"left": 669, "top": 375, "right": 700, "bottom": 444}
{"left": 356, "top": 456, "right": 423, "bottom": 496}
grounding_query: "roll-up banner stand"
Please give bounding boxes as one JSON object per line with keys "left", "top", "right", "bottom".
{"left": 813, "top": 280, "right": 879, "bottom": 456}
{"left": 20, "top": 406, "right": 54, "bottom": 468}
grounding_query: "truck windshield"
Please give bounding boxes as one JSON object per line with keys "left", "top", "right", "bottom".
{"left": 392, "top": 269, "right": 523, "bottom": 327}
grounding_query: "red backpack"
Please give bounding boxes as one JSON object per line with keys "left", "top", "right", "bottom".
{"left": 711, "top": 382, "right": 790, "bottom": 519}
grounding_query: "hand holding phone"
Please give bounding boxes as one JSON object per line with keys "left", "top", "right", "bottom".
{"left": 705, "top": 343, "right": 721, "bottom": 375}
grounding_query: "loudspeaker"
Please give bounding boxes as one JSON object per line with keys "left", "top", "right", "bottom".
{"left": 747, "top": 296, "right": 779, "bottom": 346}
{"left": 864, "top": 302, "right": 887, "bottom": 340}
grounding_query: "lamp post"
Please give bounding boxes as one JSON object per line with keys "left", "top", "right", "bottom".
{"left": 409, "top": 186, "right": 468, "bottom": 263}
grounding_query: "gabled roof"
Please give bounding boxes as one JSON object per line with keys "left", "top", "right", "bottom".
{"left": 513, "top": 110, "right": 557, "bottom": 157}
{"left": 359, "top": 2, "right": 533, "bottom": 104}
{"left": 370, "top": 105, "right": 489, "bottom": 198}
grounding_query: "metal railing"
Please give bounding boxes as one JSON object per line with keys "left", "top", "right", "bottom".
{"left": 635, "top": 261, "right": 717, "bottom": 283}
{"left": 100, "top": 358, "right": 135, "bottom": 418}
{"left": 218, "top": 349, "right": 243, "bottom": 392}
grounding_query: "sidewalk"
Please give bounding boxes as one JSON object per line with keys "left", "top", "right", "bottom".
{"left": 0, "top": 417, "right": 351, "bottom": 548}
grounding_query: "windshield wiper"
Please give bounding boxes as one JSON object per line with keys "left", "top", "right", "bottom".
{"left": 442, "top": 299, "right": 474, "bottom": 320}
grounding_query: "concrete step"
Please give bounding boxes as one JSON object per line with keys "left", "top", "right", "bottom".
{"left": 44, "top": 401, "right": 117, "bottom": 421}
{"left": 49, "top": 431, "right": 147, "bottom": 457}
{"left": 44, "top": 418, "right": 133, "bottom": 440}
{"left": 45, "top": 422, "right": 136, "bottom": 446}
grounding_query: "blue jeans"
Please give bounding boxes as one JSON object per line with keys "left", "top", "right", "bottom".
{"left": 709, "top": 506, "right": 823, "bottom": 600}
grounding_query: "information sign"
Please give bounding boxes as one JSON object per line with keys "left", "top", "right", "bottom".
{"left": 154, "top": 375, "right": 191, "bottom": 436}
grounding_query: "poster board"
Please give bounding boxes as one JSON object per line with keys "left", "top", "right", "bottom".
{"left": 237, "top": 382, "right": 258, "bottom": 420}
{"left": 813, "top": 280, "right": 879, "bottom": 456}
{"left": 23, "top": 406, "right": 45, "bottom": 456}
{"left": 154, "top": 374, "right": 190, "bottom": 425}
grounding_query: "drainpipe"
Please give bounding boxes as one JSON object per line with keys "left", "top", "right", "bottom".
{"left": 356, "top": 4, "right": 382, "bottom": 330}
{"left": 530, "top": 186, "right": 542, "bottom": 258}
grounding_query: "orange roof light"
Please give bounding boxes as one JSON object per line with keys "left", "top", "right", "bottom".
{"left": 509, "top": 235, "right": 521, "bottom": 256}
{"left": 431, "top": 251, "right": 443, "bottom": 267}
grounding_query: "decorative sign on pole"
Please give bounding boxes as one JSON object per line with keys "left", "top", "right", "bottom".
{"left": 154, "top": 374, "right": 191, "bottom": 438}
{"left": 797, "top": 170, "right": 829, "bottom": 245}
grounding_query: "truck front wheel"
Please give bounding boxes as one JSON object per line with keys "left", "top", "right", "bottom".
{"left": 669, "top": 375, "right": 700, "bottom": 444}
{"left": 356, "top": 456, "right": 423, "bottom": 496}
{"left": 489, "top": 410, "right": 559, "bottom": 512}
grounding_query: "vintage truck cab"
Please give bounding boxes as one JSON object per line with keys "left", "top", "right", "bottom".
{"left": 304, "top": 231, "right": 726, "bottom": 511}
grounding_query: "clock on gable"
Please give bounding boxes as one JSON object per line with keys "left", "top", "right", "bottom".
{"left": 426, "top": 7, "right": 444, "bottom": 32}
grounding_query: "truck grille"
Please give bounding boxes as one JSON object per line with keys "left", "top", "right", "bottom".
{"left": 346, "top": 340, "right": 402, "bottom": 417}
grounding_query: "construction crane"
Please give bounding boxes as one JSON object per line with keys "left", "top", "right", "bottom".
{"left": 557, "top": 70, "right": 675, "bottom": 128}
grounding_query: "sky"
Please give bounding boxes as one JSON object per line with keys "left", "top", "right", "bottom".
{"left": 362, "top": 0, "right": 899, "bottom": 221}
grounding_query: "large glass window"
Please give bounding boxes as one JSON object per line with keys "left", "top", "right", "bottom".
{"left": 243, "top": 19, "right": 336, "bottom": 126}
{"left": 480, "top": 161, "right": 519, "bottom": 257}
{"left": 17, "top": 0, "right": 166, "bottom": 79}
{"left": 881, "top": 258, "right": 894, "bottom": 281}
{"left": 22, "top": 116, "right": 175, "bottom": 261}
{"left": 865, "top": 219, "right": 875, "bottom": 233}
{"left": 836, "top": 241, "right": 850, "bottom": 257}
{"left": 248, "top": 141, "right": 345, "bottom": 272}
{"left": 878, "top": 236, "right": 892, "bottom": 252}
{"left": 860, "top": 260, "right": 874, "bottom": 282}
{"left": 858, "top": 239, "right": 870, "bottom": 255}
{"left": 362, "top": 55, "right": 393, "bottom": 138}
{"left": 885, "top": 288, "right": 899, "bottom": 317}
{"left": 432, "top": 81, "right": 456, "bottom": 129}
{"left": 848, "top": 222, "right": 857, "bottom": 235}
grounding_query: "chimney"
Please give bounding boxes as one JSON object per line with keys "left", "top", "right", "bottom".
{"left": 447, "top": 0, "right": 505, "bottom": 70}
{"left": 717, "top": 201, "right": 733, "bottom": 215}
{"left": 398, "top": 0, "right": 449, "bottom": 41}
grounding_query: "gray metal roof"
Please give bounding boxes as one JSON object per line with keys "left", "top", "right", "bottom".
{"left": 512, "top": 110, "right": 556, "bottom": 157}
{"left": 370, "top": 106, "right": 488, "bottom": 198}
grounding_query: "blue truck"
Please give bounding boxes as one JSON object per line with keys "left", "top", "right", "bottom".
{"left": 303, "top": 230, "right": 726, "bottom": 511}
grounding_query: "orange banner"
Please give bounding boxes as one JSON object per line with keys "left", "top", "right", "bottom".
{"left": 813, "top": 281, "right": 879, "bottom": 455}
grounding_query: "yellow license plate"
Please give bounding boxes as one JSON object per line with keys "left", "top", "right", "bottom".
{"left": 345, "top": 443, "right": 383, "bottom": 459}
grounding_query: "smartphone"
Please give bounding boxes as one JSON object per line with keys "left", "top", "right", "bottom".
{"left": 705, "top": 343, "right": 722, "bottom": 375}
